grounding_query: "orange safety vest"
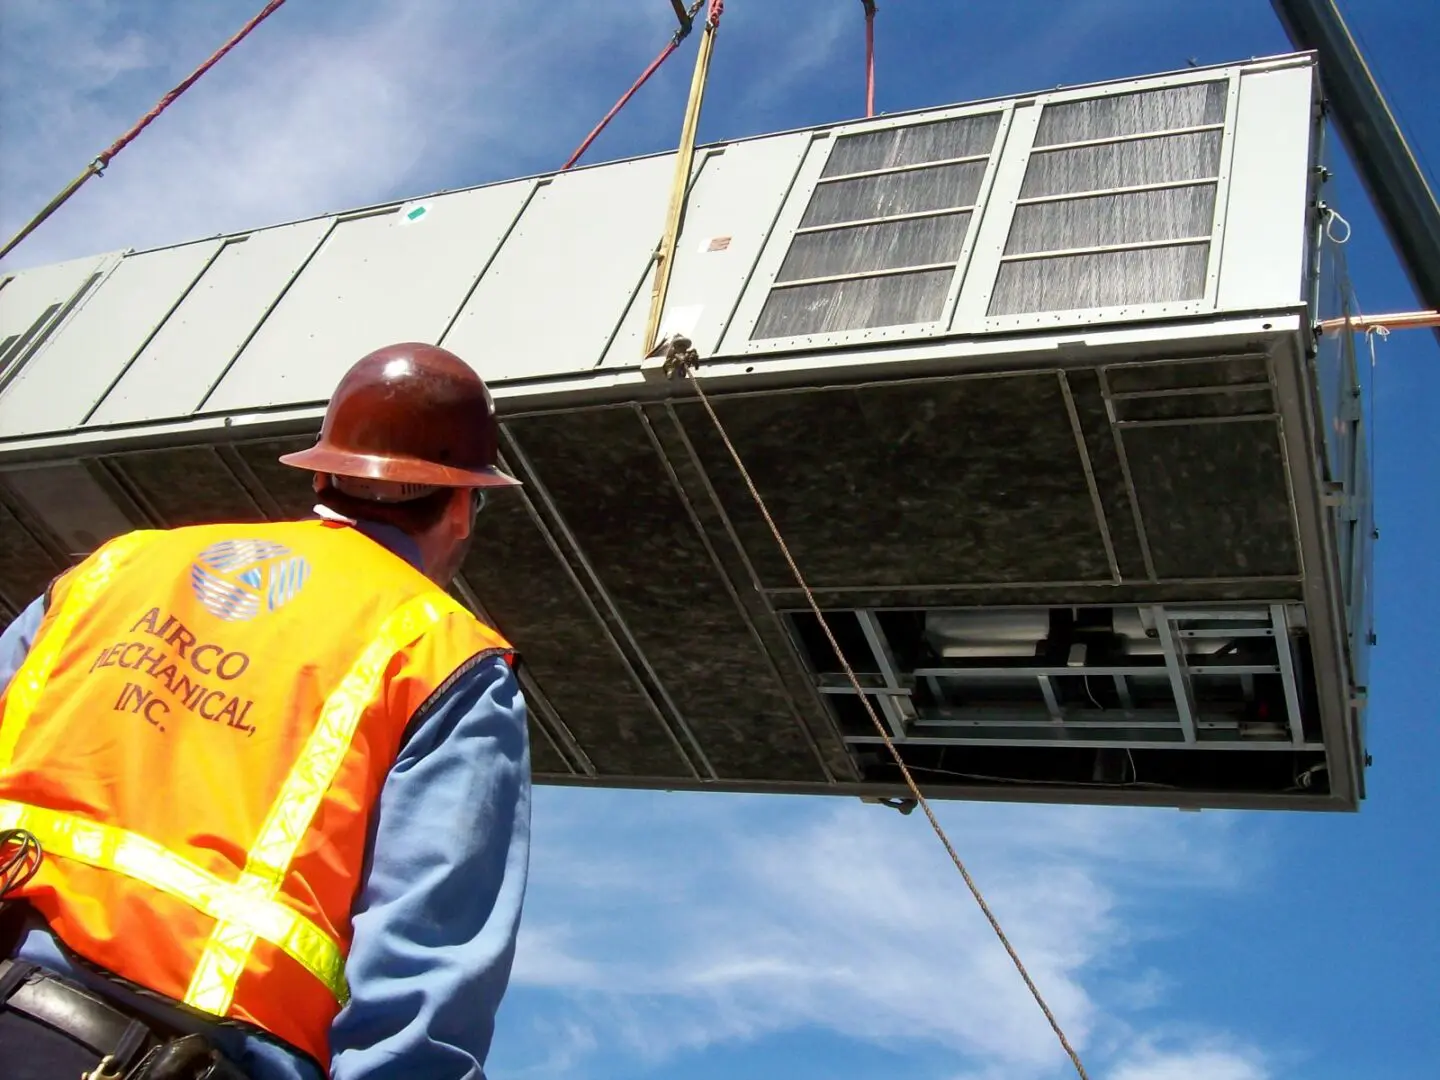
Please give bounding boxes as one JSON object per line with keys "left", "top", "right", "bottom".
{"left": 0, "top": 518, "right": 515, "bottom": 1066}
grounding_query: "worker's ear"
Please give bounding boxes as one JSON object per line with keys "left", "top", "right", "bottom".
{"left": 449, "top": 486, "right": 478, "bottom": 541}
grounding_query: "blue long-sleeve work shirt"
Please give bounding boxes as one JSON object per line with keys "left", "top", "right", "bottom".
{"left": 0, "top": 520, "right": 532, "bottom": 1079}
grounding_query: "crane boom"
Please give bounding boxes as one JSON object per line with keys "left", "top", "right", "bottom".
{"left": 1270, "top": 0, "right": 1440, "bottom": 344}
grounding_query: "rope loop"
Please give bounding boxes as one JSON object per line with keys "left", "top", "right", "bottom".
{"left": 1323, "top": 204, "right": 1353, "bottom": 244}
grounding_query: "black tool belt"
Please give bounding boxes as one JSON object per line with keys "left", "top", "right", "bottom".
{"left": 0, "top": 957, "right": 250, "bottom": 1079}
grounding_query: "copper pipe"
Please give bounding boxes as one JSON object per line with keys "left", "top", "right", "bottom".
{"left": 1318, "top": 310, "right": 1440, "bottom": 333}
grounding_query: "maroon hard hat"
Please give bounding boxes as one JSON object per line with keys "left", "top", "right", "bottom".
{"left": 279, "top": 342, "right": 521, "bottom": 489}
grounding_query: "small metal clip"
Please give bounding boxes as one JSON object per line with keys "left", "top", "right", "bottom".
{"left": 642, "top": 332, "right": 700, "bottom": 382}
{"left": 662, "top": 334, "right": 700, "bottom": 379}
{"left": 82, "top": 1055, "right": 124, "bottom": 1080}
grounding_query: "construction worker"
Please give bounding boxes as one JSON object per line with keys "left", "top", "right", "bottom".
{"left": 0, "top": 343, "right": 532, "bottom": 1079}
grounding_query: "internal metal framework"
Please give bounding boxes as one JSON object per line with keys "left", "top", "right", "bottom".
{"left": 792, "top": 603, "right": 1317, "bottom": 753}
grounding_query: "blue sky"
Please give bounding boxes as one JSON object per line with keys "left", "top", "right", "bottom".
{"left": 1, "top": 1, "right": 1436, "bottom": 1078}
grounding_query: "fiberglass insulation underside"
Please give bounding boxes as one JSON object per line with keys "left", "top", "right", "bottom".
{"left": 0, "top": 359, "right": 1303, "bottom": 785}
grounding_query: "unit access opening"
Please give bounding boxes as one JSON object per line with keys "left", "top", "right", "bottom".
{"left": 786, "top": 602, "right": 1328, "bottom": 798}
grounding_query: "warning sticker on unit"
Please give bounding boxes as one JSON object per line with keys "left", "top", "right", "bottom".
{"left": 397, "top": 201, "right": 432, "bottom": 225}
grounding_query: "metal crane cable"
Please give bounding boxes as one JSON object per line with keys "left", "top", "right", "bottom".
{"left": 0, "top": 0, "right": 292, "bottom": 264}
{"left": 658, "top": 341, "right": 1093, "bottom": 1080}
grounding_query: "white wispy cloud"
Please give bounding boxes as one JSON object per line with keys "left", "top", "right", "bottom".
{"left": 1110, "top": 1038, "right": 1272, "bottom": 1080}
{"left": 0, "top": 0, "right": 877, "bottom": 275}
{"left": 0, "top": 0, "right": 673, "bottom": 272}
{"left": 723, "top": 0, "right": 859, "bottom": 121}
{"left": 501, "top": 789, "right": 1275, "bottom": 1079}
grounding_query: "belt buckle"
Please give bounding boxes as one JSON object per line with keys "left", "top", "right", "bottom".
{"left": 83, "top": 1055, "right": 125, "bottom": 1080}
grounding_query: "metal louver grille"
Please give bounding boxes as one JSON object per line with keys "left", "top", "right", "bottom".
{"left": 753, "top": 113, "right": 1002, "bottom": 339}
{"left": 989, "top": 82, "right": 1229, "bottom": 316}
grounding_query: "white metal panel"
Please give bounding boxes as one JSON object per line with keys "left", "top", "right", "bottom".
{"left": 441, "top": 154, "right": 675, "bottom": 381}
{"left": 88, "top": 219, "right": 333, "bottom": 427}
{"left": 0, "top": 252, "right": 120, "bottom": 380}
{"left": 716, "top": 136, "right": 832, "bottom": 356}
{"left": 1, "top": 462, "right": 135, "bottom": 555}
{"left": 1, "top": 253, "right": 111, "bottom": 337}
{"left": 205, "top": 180, "right": 535, "bottom": 412}
{"left": 604, "top": 132, "right": 815, "bottom": 365}
{"left": 0, "top": 241, "right": 222, "bottom": 437}
{"left": 1214, "top": 65, "right": 1318, "bottom": 312}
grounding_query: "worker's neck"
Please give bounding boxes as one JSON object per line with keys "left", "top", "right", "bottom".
{"left": 312, "top": 503, "right": 427, "bottom": 575}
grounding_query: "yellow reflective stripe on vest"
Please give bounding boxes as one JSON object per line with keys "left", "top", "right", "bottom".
{"left": 0, "top": 799, "right": 346, "bottom": 1002}
{"left": 183, "top": 589, "right": 464, "bottom": 1016}
{"left": 0, "top": 532, "right": 151, "bottom": 774}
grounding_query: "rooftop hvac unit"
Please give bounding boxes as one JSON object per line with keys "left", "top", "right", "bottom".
{"left": 0, "top": 53, "right": 1373, "bottom": 810}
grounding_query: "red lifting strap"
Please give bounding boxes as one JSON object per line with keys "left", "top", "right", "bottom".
{"left": 562, "top": 40, "right": 682, "bottom": 171}
{"left": 0, "top": 0, "right": 291, "bottom": 263}
{"left": 862, "top": 0, "right": 877, "bottom": 118}
{"left": 98, "top": 0, "right": 290, "bottom": 168}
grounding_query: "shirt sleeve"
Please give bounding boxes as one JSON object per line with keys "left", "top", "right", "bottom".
{"left": 329, "top": 653, "right": 532, "bottom": 1080}
{"left": 0, "top": 595, "right": 46, "bottom": 698}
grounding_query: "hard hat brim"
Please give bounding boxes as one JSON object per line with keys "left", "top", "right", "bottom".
{"left": 277, "top": 444, "right": 522, "bottom": 489}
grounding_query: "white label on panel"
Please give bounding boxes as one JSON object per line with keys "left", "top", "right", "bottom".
{"left": 657, "top": 303, "right": 704, "bottom": 343}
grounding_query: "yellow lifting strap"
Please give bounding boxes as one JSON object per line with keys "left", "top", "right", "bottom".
{"left": 643, "top": 0, "right": 724, "bottom": 355}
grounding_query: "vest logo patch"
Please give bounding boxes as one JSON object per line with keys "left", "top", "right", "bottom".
{"left": 190, "top": 539, "right": 311, "bottom": 622}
